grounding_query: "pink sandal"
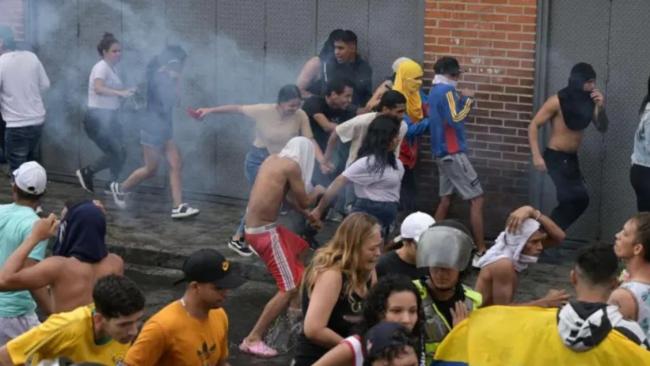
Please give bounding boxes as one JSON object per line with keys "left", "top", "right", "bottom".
{"left": 238, "top": 339, "right": 278, "bottom": 358}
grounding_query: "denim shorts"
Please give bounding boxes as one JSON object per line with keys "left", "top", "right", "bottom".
{"left": 140, "top": 128, "right": 172, "bottom": 148}
{"left": 352, "top": 198, "right": 399, "bottom": 239}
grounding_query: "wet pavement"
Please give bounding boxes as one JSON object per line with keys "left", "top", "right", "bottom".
{"left": 0, "top": 173, "right": 577, "bottom": 365}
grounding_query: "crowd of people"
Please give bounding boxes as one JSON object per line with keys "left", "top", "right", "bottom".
{"left": 0, "top": 22, "right": 650, "bottom": 366}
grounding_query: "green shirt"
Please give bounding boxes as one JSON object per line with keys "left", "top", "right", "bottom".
{"left": 0, "top": 203, "right": 48, "bottom": 317}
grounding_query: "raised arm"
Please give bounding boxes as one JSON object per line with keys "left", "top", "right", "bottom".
{"left": 0, "top": 215, "right": 61, "bottom": 291}
{"left": 529, "top": 96, "right": 559, "bottom": 172}
{"left": 195, "top": 105, "right": 244, "bottom": 119}
{"left": 296, "top": 57, "right": 322, "bottom": 98}
{"left": 505, "top": 205, "right": 565, "bottom": 246}
{"left": 591, "top": 89, "right": 608, "bottom": 133}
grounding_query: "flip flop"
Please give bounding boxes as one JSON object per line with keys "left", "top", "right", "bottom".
{"left": 238, "top": 339, "right": 278, "bottom": 358}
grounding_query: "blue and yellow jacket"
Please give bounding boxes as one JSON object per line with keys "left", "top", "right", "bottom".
{"left": 427, "top": 83, "right": 474, "bottom": 158}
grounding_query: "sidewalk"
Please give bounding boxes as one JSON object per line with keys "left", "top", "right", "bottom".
{"left": 0, "top": 173, "right": 339, "bottom": 283}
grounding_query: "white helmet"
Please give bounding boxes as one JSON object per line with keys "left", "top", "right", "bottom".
{"left": 416, "top": 221, "right": 474, "bottom": 271}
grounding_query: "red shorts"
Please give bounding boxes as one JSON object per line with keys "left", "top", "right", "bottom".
{"left": 245, "top": 224, "right": 308, "bottom": 292}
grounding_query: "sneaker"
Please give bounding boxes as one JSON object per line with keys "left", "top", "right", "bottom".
{"left": 471, "top": 251, "right": 485, "bottom": 269}
{"left": 110, "top": 182, "right": 127, "bottom": 209}
{"left": 76, "top": 168, "right": 94, "bottom": 193}
{"left": 228, "top": 238, "right": 254, "bottom": 257}
{"left": 171, "top": 203, "right": 200, "bottom": 219}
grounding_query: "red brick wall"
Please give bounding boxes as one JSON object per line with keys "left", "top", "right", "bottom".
{"left": 0, "top": 0, "right": 25, "bottom": 40}
{"left": 418, "top": 0, "right": 537, "bottom": 236}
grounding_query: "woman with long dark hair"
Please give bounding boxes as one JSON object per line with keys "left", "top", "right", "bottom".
{"left": 631, "top": 76, "right": 650, "bottom": 211}
{"left": 76, "top": 33, "right": 135, "bottom": 193}
{"left": 108, "top": 45, "right": 199, "bottom": 218}
{"left": 311, "top": 115, "right": 404, "bottom": 239}
{"left": 293, "top": 213, "right": 382, "bottom": 365}
{"left": 313, "top": 275, "right": 425, "bottom": 366}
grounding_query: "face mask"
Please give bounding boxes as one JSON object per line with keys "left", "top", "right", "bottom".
{"left": 519, "top": 254, "right": 539, "bottom": 265}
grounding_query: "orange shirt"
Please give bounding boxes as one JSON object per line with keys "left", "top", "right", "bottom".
{"left": 124, "top": 301, "right": 229, "bottom": 366}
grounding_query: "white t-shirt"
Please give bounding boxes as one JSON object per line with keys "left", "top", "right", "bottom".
{"left": 0, "top": 51, "right": 50, "bottom": 127}
{"left": 87, "top": 59, "right": 123, "bottom": 110}
{"left": 343, "top": 155, "right": 404, "bottom": 202}
{"left": 336, "top": 112, "right": 407, "bottom": 167}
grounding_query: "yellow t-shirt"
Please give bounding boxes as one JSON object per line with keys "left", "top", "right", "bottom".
{"left": 7, "top": 305, "right": 128, "bottom": 365}
{"left": 242, "top": 103, "right": 313, "bottom": 154}
{"left": 124, "top": 301, "right": 229, "bottom": 366}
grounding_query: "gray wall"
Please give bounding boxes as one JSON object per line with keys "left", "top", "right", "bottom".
{"left": 30, "top": 0, "right": 424, "bottom": 199}
{"left": 535, "top": 0, "right": 647, "bottom": 242}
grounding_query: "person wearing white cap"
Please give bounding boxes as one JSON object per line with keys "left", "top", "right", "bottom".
{"left": 0, "top": 161, "right": 50, "bottom": 345}
{"left": 376, "top": 212, "right": 435, "bottom": 280}
{"left": 475, "top": 205, "right": 569, "bottom": 307}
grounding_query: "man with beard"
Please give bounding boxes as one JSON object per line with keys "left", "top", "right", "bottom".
{"left": 528, "top": 63, "right": 608, "bottom": 234}
{"left": 124, "top": 249, "right": 245, "bottom": 366}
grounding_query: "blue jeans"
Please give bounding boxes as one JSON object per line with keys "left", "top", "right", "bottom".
{"left": 235, "top": 146, "right": 270, "bottom": 237}
{"left": 5, "top": 125, "right": 43, "bottom": 171}
{"left": 352, "top": 198, "right": 399, "bottom": 239}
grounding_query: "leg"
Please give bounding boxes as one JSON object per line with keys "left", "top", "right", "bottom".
{"left": 26, "top": 125, "right": 43, "bottom": 162}
{"left": 435, "top": 158, "right": 454, "bottom": 221}
{"left": 0, "top": 112, "right": 6, "bottom": 164}
{"left": 4, "top": 127, "right": 32, "bottom": 171}
{"left": 245, "top": 289, "right": 297, "bottom": 343}
{"left": 435, "top": 195, "right": 452, "bottom": 222}
{"left": 164, "top": 141, "right": 183, "bottom": 207}
{"left": 121, "top": 146, "right": 161, "bottom": 191}
{"left": 469, "top": 195, "right": 486, "bottom": 253}
{"left": 108, "top": 120, "right": 126, "bottom": 181}
{"left": 631, "top": 164, "right": 650, "bottom": 212}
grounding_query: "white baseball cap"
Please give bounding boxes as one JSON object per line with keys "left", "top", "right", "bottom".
{"left": 12, "top": 161, "right": 47, "bottom": 195}
{"left": 394, "top": 211, "right": 435, "bottom": 243}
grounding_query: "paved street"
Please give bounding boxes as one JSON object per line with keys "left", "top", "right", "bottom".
{"left": 0, "top": 174, "right": 577, "bottom": 365}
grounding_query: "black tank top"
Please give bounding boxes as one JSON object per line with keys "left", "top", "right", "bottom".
{"left": 293, "top": 273, "right": 366, "bottom": 365}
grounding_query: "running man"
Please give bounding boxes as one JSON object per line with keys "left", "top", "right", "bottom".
{"left": 238, "top": 137, "right": 323, "bottom": 357}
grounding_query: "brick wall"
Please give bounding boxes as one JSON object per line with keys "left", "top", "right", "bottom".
{"left": 418, "top": 0, "right": 537, "bottom": 236}
{"left": 0, "top": 0, "right": 25, "bottom": 40}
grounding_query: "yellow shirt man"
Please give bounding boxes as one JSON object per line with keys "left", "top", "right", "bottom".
{"left": 124, "top": 301, "right": 229, "bottom": 366}
{"left": 6, "top": 305, "right": 128, "bottom": 365}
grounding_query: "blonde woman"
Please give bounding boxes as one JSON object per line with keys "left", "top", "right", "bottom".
{"left": 292, "top": 213, "right": 382, "bottom": 365}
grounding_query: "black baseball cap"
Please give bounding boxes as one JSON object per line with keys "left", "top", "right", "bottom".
{"left": 365, "top": 322, "right": 414, "bottom": 359}
{"left": 175, "top": 249, "right": 245, "bottom": 289}
{"left": 434, "top": 56, "right": 462, "bottom": 76}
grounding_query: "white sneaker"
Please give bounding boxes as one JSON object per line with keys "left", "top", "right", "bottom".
{"left": 110, "top": 182, "right": 127, "bottom": 209}
{"left": 171, "top": 203, "right": 200, "bottom": 219}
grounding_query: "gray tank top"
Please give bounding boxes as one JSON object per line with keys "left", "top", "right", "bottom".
{"left": 620, "top": 281, "right": 650, "bottom": 338}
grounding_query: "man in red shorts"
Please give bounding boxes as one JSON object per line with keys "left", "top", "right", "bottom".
{"left": 239, "top": 136, "right": 324, "bottom": 357}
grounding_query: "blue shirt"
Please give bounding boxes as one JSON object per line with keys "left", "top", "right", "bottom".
{"left": 0, "top": 203, "right": 48, "bottom": 317}
{"left": 427, "top": 83, "right": 474, "bottom": 157}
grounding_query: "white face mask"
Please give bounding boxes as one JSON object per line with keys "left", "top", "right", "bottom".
{"left": 519, "top": 254, "right": 539, "bottom": 265}
{"left": 432, "top": 74, "right": 458, "bottom": 88}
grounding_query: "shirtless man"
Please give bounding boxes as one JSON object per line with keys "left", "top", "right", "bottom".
{"left": 0, "top": 200, "right": 123, "bottom": 313}
{"left": 238, "top": 136, "right": 324, "bottom": 357}
{"left": 529, "top": 62, "right": 608, "bottom": 234}
{"left": 475, "top": 205, "right": 569, "bottom": 307}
